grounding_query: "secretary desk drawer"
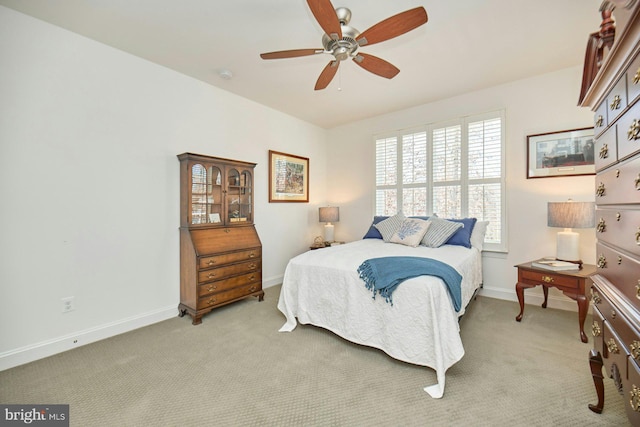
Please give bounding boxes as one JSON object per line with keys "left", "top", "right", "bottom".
{"left": 596, "top": 208, "right": 640, "bottom": 256}
{"left": 199, "top": 248, "right": 261, "bottom": 269}
{"left": 595, "top": 155, "right": 640, "bottom": 204}
{"left": 197, "top": 282, "right": 262, "bottom": 309}
{"left": 198, "top": 259, "right": 261, "bottom": 283}
{"left": 197, "top": 271, "right": 260, "bottom": 297}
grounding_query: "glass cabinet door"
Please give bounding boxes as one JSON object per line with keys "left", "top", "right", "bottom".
{"left": 226, "top": 169, "right": 252, "bottom": 223}
{"left": 190, "top": 163, "right": 222, "bottom": 225}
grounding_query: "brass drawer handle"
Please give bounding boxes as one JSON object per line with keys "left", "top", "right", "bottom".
{"left": 249, "top": 275, "right": 255, "bottom": 281}
{"left": 631, "top": 385, "right": 640, "bottom": 412}
{"left": 616, "top": 212, "right": 621, "bottom": 221}
{"left": 596, "top": 182, "right": 605, "bottom": 197}
{"left": 616, "top": 169, "right": 620, "bottom": 178}
{"left": 611, "top": 94, "right": 621, "bottom": 110}
{"left": 207, "top": 272, "right": 216, "bottom": 279}
{"left": 207, "top": 284, "right": 217, "bottom": 292}
{"left": 592, "top": 321, "right": 601, "bottom": 337}
{"left": 596, "top": 115, "right": 604, "bottom": 127}
{"left": 637, "top": 227, "right": 640, "bottom": 245}
{"left": 248, "top": 263, "right": 256, "bottom": 270}
{"left": 636, "top": 280, "right": 640, "bottom": 300}
{"left": 590, "top": 289, "right": 601, "bottom": 304}
{"left": 611, "top": 310, "right": 617, "bottom": 319}
{"left": 632, "top": 341, "right": 640, "bottom": 361}
{"left": 596, "top": 218, "right": 606, "bottom": 233}
{"left": 249, "top": 252, "right": 256, "bottom": 258}
{"left": 598, "top": 144, "right": 609, "bottom": 159}
{"left": 629, "top": 119, "right": 640, "bottom": 140}
{"left": 207, "top": 297, "right": 217, "bottom": 305}
{"left": 607, "top": 338, "right": 620, "bottom": 354}
{"left": 541, "top": 275, "right": 553, "bottom": 284}
{"left": 597, "top": 255, "right": 607, "bottom": 268}
{"left": 249, "top": 286, "right": 257, "bottom": 293}
{"left": 207, "top": 259, "right": 215, "bottom": 266}
{"left": 618, "top": 256, "right": 623, "bottom": 265}
{"left": 224, "top": 228, "right": 231, "bottom": 233}
{"left": 635, "top": 68, "right": 640, "bottom": 85}
{"left": 636, "top": 174, "right": 640, "bottom": 190}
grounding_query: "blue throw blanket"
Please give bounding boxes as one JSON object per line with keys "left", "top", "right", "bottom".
{"left": 357, "top": 256, "right": 462, "bottom": 311}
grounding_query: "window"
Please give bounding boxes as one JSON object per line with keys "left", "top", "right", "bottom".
{"left": 374, "top": 111, "right": 506, "bottom": 251}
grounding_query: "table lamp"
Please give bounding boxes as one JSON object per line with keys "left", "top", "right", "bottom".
{"left": 319, "top": 206, "right": 339, "bottom": 243}
{"left": 547, "top": 200, "right": 595, "bottom": 267}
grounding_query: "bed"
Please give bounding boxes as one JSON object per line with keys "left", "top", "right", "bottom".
{"left": 277, "top": 215, "right": 486, "bottom": 398}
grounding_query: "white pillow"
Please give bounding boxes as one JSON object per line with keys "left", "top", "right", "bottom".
{"left": 470, "top": 221, "right": 489, "bottom": 250}
{"left": 420, "top": 217, "right": 463, "bottom": 247}
{"left": 390, "top": 218, "right": 431, "bottom": 247}
{"left": 374, "top": 212, "right": 406, "bottom": 242}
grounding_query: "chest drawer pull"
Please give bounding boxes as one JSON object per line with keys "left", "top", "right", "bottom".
{"left": 597, "top": 218, "right": 606, "bottom": 233}
{"left": 207, "top": 284, "right": 217, "bottom": 292}
{"left": 592, "top": 321, "right": 602, "bottom": 337}
{"left": 617, "top": 212, "right": 621, "bottom": 221}
{"left": 636, "top": 280, "right": 640, "bottom": 299}
{"left": 632, "top": 341, "right": 640, "bottom": 360}
{"left": 636, "top": 174, "right": 640, "bottom": 190}
{"left": 249, "top": 252, "right": 256, "bottom": 258}
{"left": 596, "top": 115, "right": 604, "bottom": 127}
{"left": 597, "top": 255, "right": 607, "bottom": 268}
{"left": 607, "top": 338, "right": 620, "bottom": 354}
{"left": 631, "top": 385, "right": 640, "bottom": 412}
{"left": 248, "top": 263, "right": 257, "bottom": 270}
{"left": 207, "top": 272, "right": 216, "bottom": 279}
{"left": 611, "top": 310, "right": 617, "bottom": 319}
{"left": 596, "top": 182, "right": 605, "bottom": 197}
{"left": 599, "top": 144, "right": 609, "bottom": 159}
{"left": 636, "top": 227, "right": 640, "bottom": 244}
{"left": 634, "top": 68, "right": 640, "bottom": 85}
{"left": 541, "top": 275, "right": 553, "bottom": 283}
{"left": 207, "top": 297, "right": 216, "bottom": 305}
{"left": 629, "top": 119, "right": 640, "bottom": 140}
{"left": 611, "top": 95, "right": 622, "bottom": 110}
{"left": 207, "top": 259, "right": 215, "bottom": 266}
{"left": 590, "top": 289, "right": 601, "bottom": 304}
{"left": 618, "top": 256, "right": 622, "bottom": 265}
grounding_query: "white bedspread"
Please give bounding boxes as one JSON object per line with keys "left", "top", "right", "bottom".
{"left": 277, "top": 239, "right": 483, "bottom": 398}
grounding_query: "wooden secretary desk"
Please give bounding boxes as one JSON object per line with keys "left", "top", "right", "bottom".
{"left": 177, "top": 153, "right": 264, "bottom": 325}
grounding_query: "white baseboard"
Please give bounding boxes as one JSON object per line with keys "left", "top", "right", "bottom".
{"left": 479, "top": 285, "right": 587, "bottom": 313}
{"left": 0, "top": 305, "right": 177, "bottom": 372}
{"left": 263, "top": 274, "right": 283, "bottom": 289}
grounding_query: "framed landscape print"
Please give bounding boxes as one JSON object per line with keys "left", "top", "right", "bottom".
{"left": 269, "top": 150, "right": 309, "bottom": 202}
{"left": 526, "top": 127, "right": 595, "bottom": 178}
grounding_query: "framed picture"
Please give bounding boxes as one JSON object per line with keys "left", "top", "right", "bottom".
{"left": 526, "top": 127, "right": 595, "bottom": 179}
{"left": 269, "top": 150, "right": 309, "bottom": 202}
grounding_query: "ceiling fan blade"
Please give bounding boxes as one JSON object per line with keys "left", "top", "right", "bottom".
{"left": 260, "top": 49, "right": 323, "bottom": 60}
{"left": 352, "top": 53, "right": 399, "bottom": 79}
{"left": 356, "top": 7, "right": 428, "bottom": 47}
{"left": 307, "top": 0, "right": 342, "bottom": 40}
{"left": 315, "top": 60, "right": 339, "bottom": 90}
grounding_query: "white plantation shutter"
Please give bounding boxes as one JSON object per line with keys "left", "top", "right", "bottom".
{"left": 374, "top": 111, "right": 506, "bottom": 251}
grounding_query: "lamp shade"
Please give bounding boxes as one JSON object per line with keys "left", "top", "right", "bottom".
{"left": 319, "top": 206, "right": 340, "bottom": 223}
{"left": 547, "top": 201, "right": 595, "bottom": 229}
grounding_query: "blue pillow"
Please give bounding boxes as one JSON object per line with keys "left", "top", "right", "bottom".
{"left": 363, "top": 215, "right": 430, "bottom": 239}
{"left": 445, "top": 218, "right": 477, "bottom": 248}
{"left": 363, "top": 216, "right": 388, "bottom": 239}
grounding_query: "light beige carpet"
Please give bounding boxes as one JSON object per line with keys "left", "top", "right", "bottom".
{"left": 0, "top": 285, "right": 629, "bottom": 426}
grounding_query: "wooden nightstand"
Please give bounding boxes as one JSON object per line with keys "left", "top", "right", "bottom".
{"left": 514, "top": 261, "right": 597, "bottom": 343}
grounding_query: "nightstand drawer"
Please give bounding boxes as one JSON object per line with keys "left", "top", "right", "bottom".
{"left": 520, "top": 269, "right": 579, "bottom": 289}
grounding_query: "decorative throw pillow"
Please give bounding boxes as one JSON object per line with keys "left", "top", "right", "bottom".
{"left": 470, "top": 221, "right": 489, "bottom": 250}
{"left": 362, "top": 216, "right": 389, "bottom": 239}
{"left": 390, "top": 218, "right": 431, "bottom": 247}
{"left": 420, "top": 217, "right": 464, "bottom": 248}
{"left": 445, "top": 217, "right": 477, "bottom": 248}
{"left": 373, "top": 212, "right": 406, "bottom": 242}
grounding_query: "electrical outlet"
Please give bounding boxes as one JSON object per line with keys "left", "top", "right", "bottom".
{"left": 61, "top": 296, "right": 75, "bottom": 313}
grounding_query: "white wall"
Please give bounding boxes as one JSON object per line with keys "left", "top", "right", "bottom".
{"left": 326, "top": 66, "right": 596, "bottom": 307}
{"left": 0, "top": 6, "right": 329, "bottom": 369}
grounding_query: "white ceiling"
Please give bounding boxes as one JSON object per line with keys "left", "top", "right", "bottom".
{"left": 0, "top": 0, "right": 604, "bottom": 128}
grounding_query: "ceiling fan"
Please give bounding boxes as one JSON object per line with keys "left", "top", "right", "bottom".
{"left": 260, "top": 0, "right": 428, "bottom": 90}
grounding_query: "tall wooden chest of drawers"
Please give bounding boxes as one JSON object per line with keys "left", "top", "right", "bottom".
{"left": 177, "top": 153, "right": 264, "bottom": 325}
{"left": 579, "top": 3, "right": 640, "bottom": 423}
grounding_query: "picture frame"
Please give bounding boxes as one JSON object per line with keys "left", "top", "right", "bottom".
{"left": 526, "top": 127, "right": 595, "bottom": 179}
{"left": 269, "top": 150, "right": 309, "bottom": 203}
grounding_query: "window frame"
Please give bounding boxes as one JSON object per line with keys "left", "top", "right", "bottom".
{"left": 373, "top": 110, "right": 507, "bottom": 252}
